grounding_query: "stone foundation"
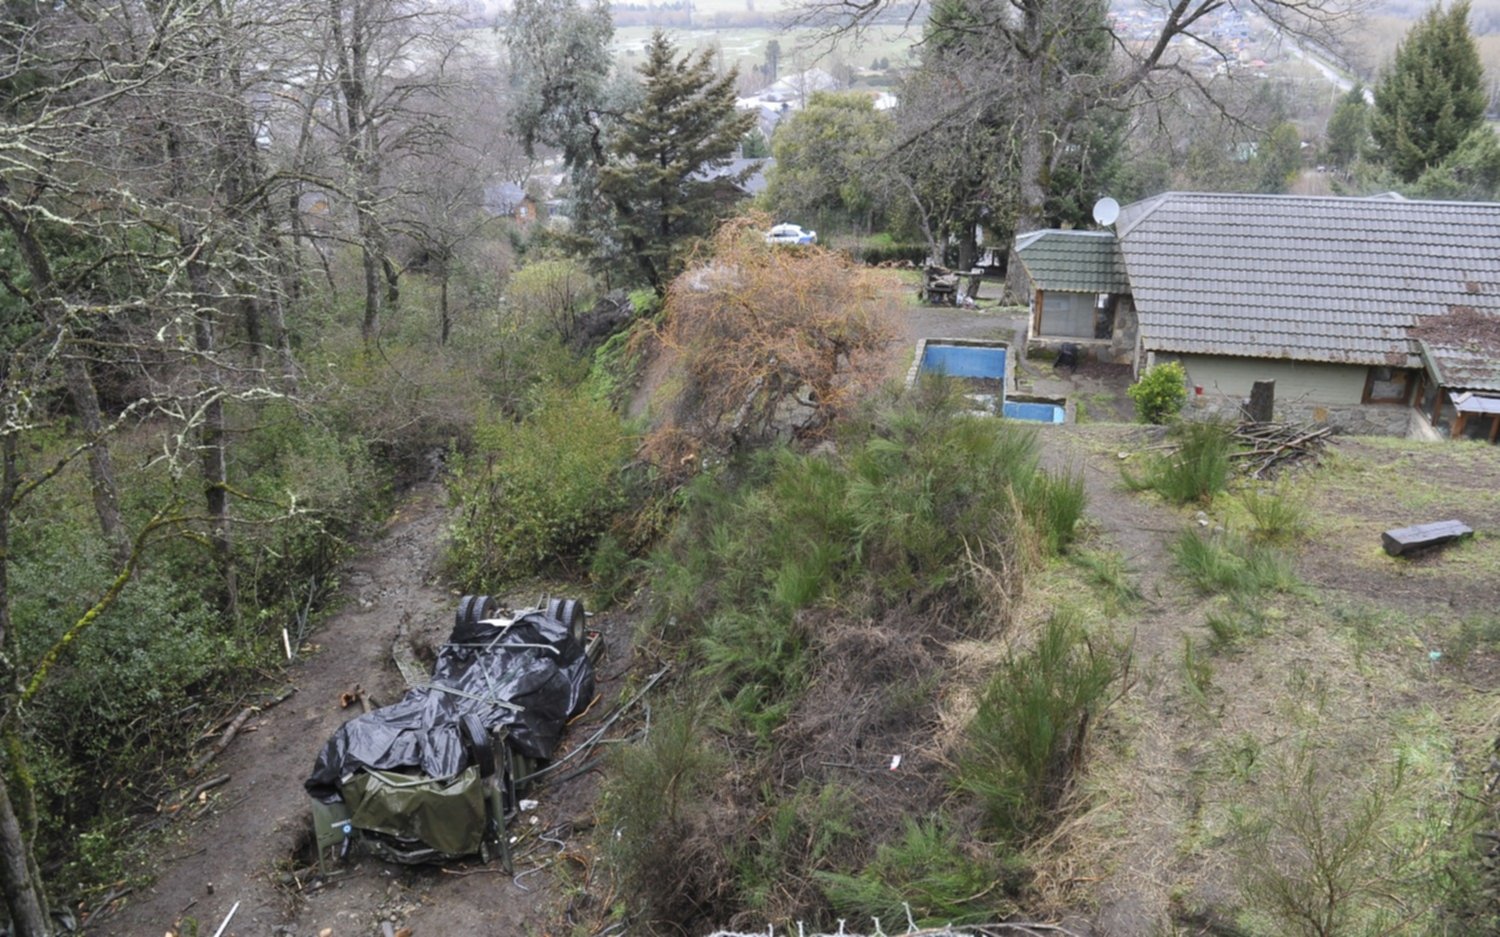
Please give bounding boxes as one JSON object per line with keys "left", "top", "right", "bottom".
{"left": 1184, "top": 394, "right": 1414, "bottom": 436}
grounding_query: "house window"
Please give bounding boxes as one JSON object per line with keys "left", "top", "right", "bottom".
{"left": 518, "top": 205, "right": 529, "bottom": 219}
{"left": 1362, "top": 366, "right": 1413, "bottom": 405}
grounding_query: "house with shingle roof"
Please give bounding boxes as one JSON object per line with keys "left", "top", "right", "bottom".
{"left": 1015, "top": 191, "right": 1500, "bottom": 441}
{"left": 1013, "top": 229, "right": 1137, "bottom": 362}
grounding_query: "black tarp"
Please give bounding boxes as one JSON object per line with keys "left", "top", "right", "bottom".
{"left": 305, "top": 606, "right": 594, "bottom": 802}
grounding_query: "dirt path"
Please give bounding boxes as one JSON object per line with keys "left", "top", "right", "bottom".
{"left": 1032, "top": 427, "right": 1206, "bottom": 935}
{"left": 97, "top": 484, "right": 625, "bottom": 937}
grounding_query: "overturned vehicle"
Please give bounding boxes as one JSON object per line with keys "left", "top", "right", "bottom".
{"left": 304, "top": 596, "right": 597, "bottom": 866}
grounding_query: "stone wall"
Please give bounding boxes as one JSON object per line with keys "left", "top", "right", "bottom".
{"left": 1184, "top": 393, "right": 1415, "bottom": 436}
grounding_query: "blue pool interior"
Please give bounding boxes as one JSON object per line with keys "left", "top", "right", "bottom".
{"left": 1002, "top": 401, "right": 1066, "bottom": 424}
{"left": 916, "top": 342, "right": 1065, "bottom": 424}
{"left": 919, "top": 343, "right": 1006, "bottom": 379}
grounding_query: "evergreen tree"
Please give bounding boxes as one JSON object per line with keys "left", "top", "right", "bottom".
{"left": 1371, "top": 0, "right": 1488, "bottom": 183}
{"left": 1254, "top": 122, "right": 1305, "bottom": 193}
{"left": 1324, "top": 85, "right": 1369, "bottom": 170}
{"left": 597, "top": 30, "right": 756, "bottom": 293}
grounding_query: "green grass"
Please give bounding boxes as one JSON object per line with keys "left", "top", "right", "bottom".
{"left": 1121, "top": 421, "right": 1235, "bottom": 505}
{"left": 957, "top": 609, "right": 1120, "bottom": 841}
{"left": 1173, "top": 530, "right": 1298, "bottom": 597}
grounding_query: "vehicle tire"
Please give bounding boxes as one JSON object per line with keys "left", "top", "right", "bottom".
{"left": 553, "top": 598, "right": 585, "bottom": 644}
{"left": 466, "top": 595, "right": 497, "bottom": 627}
{"left": 455, "top": 595, "right": 479, "bottom": 630}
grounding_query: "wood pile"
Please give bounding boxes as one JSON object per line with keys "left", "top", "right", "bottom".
{"left": 1229, "top": 420, "right": 1333, "bottom": 478}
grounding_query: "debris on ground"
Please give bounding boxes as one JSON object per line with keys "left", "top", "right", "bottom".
{"left": 1230, "top": 420, "right": 1334, "bottom": 478}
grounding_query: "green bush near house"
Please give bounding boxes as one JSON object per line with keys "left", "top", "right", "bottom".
{"left": 1128, "top": 360, "right": 1188, "bottom": 423}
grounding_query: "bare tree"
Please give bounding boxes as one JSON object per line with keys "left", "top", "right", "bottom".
{"left": 315, "top": 0, "right": 464, "bottom": 342}
{"left": 800, "top": 0, "right": 1358, "bottom": 233}
{"left": 0, "top": 0, "right": 299, "bottom": 924}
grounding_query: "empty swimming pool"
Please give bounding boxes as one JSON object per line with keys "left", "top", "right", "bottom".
{"left": 1002, "top": 400, "right": 1066, "bottom": 423}
{"left": 910, "top": 339, "right": 1066, "bottom": 424}
{"left": 918, "top": 342, "right": 1007, "bottom": 379}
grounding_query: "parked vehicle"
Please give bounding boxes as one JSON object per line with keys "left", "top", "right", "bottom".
{"left": 305, "top": 596, "right": 598, "bottom": 867}
{"left": 766, "top": 223, "right": 817, "bottom": 245}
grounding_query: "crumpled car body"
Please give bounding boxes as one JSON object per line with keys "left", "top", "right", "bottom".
{"left": 305, "top": 597, "right": 595, "bottom": 865}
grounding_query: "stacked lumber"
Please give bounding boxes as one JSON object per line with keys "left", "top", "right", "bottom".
{"left": 1230, "top": 420, "right": 1333, "bottom": 479}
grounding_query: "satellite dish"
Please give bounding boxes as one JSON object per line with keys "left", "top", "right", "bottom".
{"left": 1092, "top": 196, "right": 1120, "bottom": 227}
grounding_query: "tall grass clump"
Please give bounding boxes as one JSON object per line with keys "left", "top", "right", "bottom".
{"left": 600, "top": 708, "right": 729, "bottom": 931}
{"left": 446, "top": 384, "right": 633, "bottom": 586}
{"left": 1173, "top": 530, "right": 1298, "bottom": 596}
{"left": 1122, "top": 420, "right": 1234, "bottom": 504}
{"left": 957, "top": 610, "right": 1119, "bottom": 841}
{"left": 1241, "top": 487, "right": 1308, "bottom": 543}
{"left": 1023, "top": 468, "right": 1087, "bottom": 554}
{"left": 817, "top": 818, "right": 1019, "bottom": 926}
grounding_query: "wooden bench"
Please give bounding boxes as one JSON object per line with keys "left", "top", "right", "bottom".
{"left": 1381, "top": 519, "right": 1474, "bottom": 557}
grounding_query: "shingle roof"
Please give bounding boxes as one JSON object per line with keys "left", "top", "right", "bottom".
{"left": 1014, "top": 230, "right": 1131, "bottom": 294}
{"left": 1115, "top": 191, "right": 1500, "bottom": 368}
{"left": 1420, "top": 342, "right": 1500, "bottom": 391}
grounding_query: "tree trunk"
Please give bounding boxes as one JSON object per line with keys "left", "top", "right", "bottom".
{"left": 0, "top": 770, "right": 48, "bottom": 937}
{"left": 439, "top": 267, "right": 451, "bottom": 345}
{"left": 61, "top": 357, "right": 128, "bottom": 563}
{"left": 0, "top": 198, "right": 127, "bottom": 559}
{"left": 192, "top": 304, "right": 238, "bottom": 623}
{"left": 0, "top": 432, "right": 50, "bottom": 937}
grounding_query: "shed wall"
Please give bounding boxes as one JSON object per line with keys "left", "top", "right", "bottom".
{"left": 1162, "top": 354, "right": 1367, "bottom": 405}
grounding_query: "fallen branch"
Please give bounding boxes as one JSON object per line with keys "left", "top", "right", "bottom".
{"left": 165, "top": 774, "right": 230, "bottom": 813}
{"left": 187, "top": 707, "right": 253, "bottom": 778}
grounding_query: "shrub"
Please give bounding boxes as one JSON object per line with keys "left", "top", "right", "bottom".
{"left": 1122, "top": 420, "right": 1234, "bottom": 504}
{"left": 645, "top": 212, "right": 897, "bottom": 465}
{"left": 817, "top": 818, "right": 1019, "bottom": 926}
{"left": 849, "top": 242, "right": 929, "bottom": 266}
{"left": 957, "top": 609, "right": 1118, "bottom": 841}
{"left": 1127, "top": 360, "right": 1188, "bottom": 423}
{"left": 586, "top": 533, "right": 636, "bottom": 609}
{"left": 446, "top": 385, "right": 633, "bottom": 586}
{"left": 601, "top": 708, "right": 730, "bottom": 931}
{"left": 584, "top": 324, "right": 646, "bottom": 411}
{"left": 504, "top": 257, "right": 596, "bottom": 345}
{"left": 10, "top": 510, "right": 251, "bottom": 883}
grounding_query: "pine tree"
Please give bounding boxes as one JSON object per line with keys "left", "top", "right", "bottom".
{"left": 597, "top": 30, "right": 756, "bottom": 293}
{"left": 1324, "top": 85, "right": 1369, "bottom": 170}
{"left": 1371, "top": 0, "right": 1489, "bottom": 183}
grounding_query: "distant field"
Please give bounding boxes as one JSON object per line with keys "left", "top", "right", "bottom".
{"left": 611, "top": 24, "right": 919, "bottom": 81}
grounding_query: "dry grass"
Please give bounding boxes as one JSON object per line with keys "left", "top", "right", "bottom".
{"left": 997, "top": 423, "right": 1500, "bottom": 934}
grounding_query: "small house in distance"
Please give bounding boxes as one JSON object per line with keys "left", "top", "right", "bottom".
{"left": 1014, "top": 192, "right": 1500, "bottom": 442}
{"left": 483, "top": 181, "right": 540, "bottom": 227}
{"left": 1013, "top": 229, "right": 1137, "bottom": 363}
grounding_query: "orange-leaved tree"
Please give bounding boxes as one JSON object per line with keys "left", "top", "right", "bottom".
{"left": 644, "top": 213, "right": 899, "bottom": 471}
